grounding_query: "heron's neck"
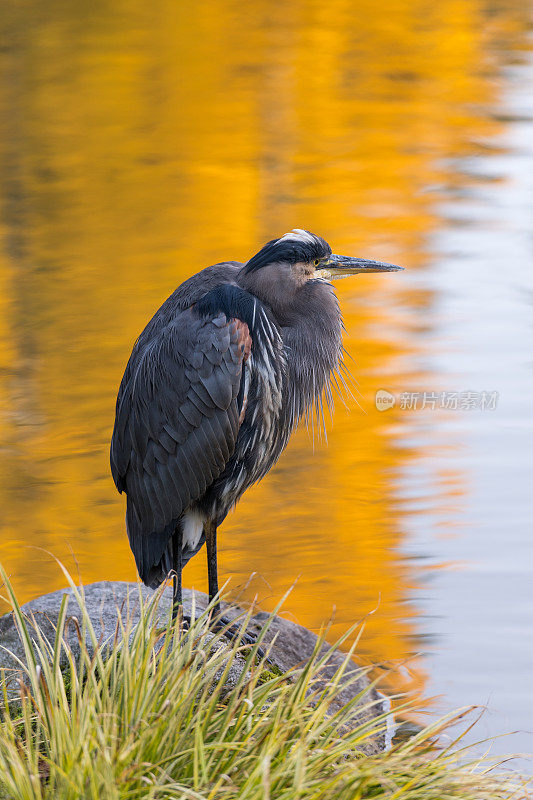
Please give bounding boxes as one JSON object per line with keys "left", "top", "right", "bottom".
{"left": 278, "top": 280, "right": 343, "bottom": 428}
{"left": 237, "top": 263, "right": 303, "bottom": 323}
{"left": 236, "top": 269, "right": 343, "bottom": 424}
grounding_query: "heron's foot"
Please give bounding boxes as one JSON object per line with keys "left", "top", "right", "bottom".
{"left": 212, "top": 614, "right": 267, "bottom": 660}
{"left": 170, "top": 606, "right": 191, "bottom": 634}
{"left": 153, "top": 612, "right": 189, "bottom": 639}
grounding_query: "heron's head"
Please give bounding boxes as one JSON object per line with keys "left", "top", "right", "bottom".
{"left": 242, "top": 229, "right": 403, "bottom": 290}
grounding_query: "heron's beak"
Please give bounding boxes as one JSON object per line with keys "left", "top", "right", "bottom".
{"left": 317, "top": 253, "right": 404, "bottom": 280}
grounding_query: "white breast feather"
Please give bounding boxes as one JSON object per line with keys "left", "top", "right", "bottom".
{"left": 182, "top": 508, "right": 205, "bottom": 550}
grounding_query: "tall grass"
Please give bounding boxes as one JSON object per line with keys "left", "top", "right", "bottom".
{"left": 0, "top": 566, "right": 529, "bottom": 800}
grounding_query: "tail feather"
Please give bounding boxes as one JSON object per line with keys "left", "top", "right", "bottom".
{"left": 126, "top": 503, "right": 176, "bottom": 588}
{"left": 126, "top": 503, "right": 206, "bottom": 589}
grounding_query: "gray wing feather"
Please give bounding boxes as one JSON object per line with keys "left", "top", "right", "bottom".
{"left": 110, "top": 306, "right": 248, "bottom": 583}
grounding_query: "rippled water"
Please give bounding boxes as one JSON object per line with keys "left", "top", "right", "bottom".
{"left": 1, "top": 0, "right": 532, "bottom": 762}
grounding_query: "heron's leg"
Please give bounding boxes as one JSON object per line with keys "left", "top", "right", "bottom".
{"left": 205, "top": 519, "right": 220, "bottom": 616}
{"left": 172, "top": 526, "right": 183, "bottom": 622}
{"left": 205, "top": 520, "right": 264, "bottom": 655}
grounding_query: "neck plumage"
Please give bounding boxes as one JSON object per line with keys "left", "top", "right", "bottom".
{"left": 276, "top": 280, "right": 343, "bottom": 435}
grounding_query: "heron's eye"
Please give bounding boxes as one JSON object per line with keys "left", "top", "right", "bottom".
{"left": 313, "top": 259, "right": 320, "bottom": 266}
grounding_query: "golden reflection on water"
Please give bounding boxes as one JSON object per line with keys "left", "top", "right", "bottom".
{"left": 0, "top": 0, "right": 531, "bottom": 694}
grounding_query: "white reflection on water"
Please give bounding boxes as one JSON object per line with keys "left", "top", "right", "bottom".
{"left": 399, "top": 50, "right": 533, "bottom": 765}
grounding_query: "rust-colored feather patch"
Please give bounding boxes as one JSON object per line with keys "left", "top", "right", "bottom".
{"left": 230, "top": 318, "right": 252, "bottom": 362}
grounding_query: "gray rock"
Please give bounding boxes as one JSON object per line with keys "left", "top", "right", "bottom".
{"left": 0, "top": 581, "right": 391, "bottom": 752}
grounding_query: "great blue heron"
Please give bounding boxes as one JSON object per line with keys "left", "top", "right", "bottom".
{"left": 110, "top": 229, "right": 402, "bottom": 624}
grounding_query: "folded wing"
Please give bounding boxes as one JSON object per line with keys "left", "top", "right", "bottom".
{"left": 110, "top": 305, "right": 251, "bottom": 584}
